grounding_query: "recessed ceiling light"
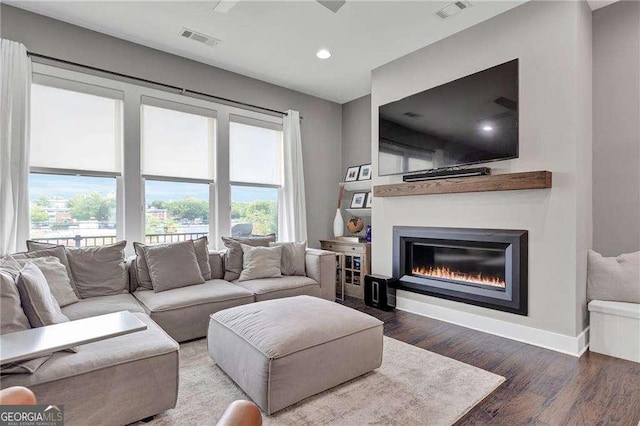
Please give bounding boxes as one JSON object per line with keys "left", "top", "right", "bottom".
{"left": 316, "top": 49, "right": 331, "bottom": 59}
{"left": 482, "top": 125, "right": 493, "bottom": 132}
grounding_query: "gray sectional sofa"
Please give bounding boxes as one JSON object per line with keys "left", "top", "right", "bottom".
{"left": 129, "top": 249, "right": 336, "bottom": 342}
{"left": 1, "top": 247, "right": 336, "bottom": 425}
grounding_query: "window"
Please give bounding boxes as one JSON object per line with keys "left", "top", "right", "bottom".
{"left": 144, "top": 180, "right": 209, "bottom": 244}
{"left": 29, "top": 79, "right": 123, "bottom": 246}
{"left": 30, "top": 64, "right": 286, "bottom": 249}
{"left": 141, "top": 103, "right": 214, "bottom": 180}
{"left": 231, "top": 186, "right": 279, "bottom": 237}
{"left": 229, "top": 119, "right": 283, "bottom": 237}
{"left": 29, "top": 174, "right": 118, "bottom": 247}
{"left": 31, "top": 83, "right": 122, "bottom": 173}
{"left": 141, "top": 100, "right": 216, "bottom": 243}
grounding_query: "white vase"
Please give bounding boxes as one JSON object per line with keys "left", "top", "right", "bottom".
{"left": 333, "top": 208, "right": 344, "bottom": 237}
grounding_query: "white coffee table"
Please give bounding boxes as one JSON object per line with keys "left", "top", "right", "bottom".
{"left": 0, "top": 311, "right": 147, "bottom": 364}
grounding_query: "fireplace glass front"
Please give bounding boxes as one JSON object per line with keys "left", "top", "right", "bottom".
{"left": 410, "top": 242, "right": 507, "bottom": 291}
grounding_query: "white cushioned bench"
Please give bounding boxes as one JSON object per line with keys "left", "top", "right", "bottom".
{"left": 588, "top": 300, "right": 640, "bottom": 363}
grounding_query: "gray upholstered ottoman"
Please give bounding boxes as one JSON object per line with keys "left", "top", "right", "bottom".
{"left": 207, "top": 295, "right": 383, "bottom": 414}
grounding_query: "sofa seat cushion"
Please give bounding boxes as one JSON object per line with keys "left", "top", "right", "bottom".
{"left": 234, "top": 276, "right": 320, "bottom": 301}
{"left": 0, "top": 313, "right": 179, "bottom": 426}
{"left": 134, "top": 280, "right": 254, "bottom": 312}
{"left": 133, "top": 280, "right": 254, "bottom": 342}
{"left": 588, "top": 300, "right": 640, "bottom": 319}
{"left": 0, "top": 313, "right": 177, "bottom": 388}
{"left": 61, "top": 294, "right": 145, "bottom": 321}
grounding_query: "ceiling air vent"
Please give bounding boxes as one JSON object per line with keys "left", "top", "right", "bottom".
{"left": 434, "top": 0, "right": 472, "bottom": 19}
{"left": 180, "top": 28, "right": 220, "bottom": 47}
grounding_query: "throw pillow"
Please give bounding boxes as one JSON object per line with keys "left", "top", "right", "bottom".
{"left": 16, "top": 262, "right": 71, "bottom": 328}
{"left": 64, "top": 241, "right": 127, "bottom": 298}
{"left": 13, "top": 257, "right": 78, "bottom": 307}
{"left": 587, "top": 250, "right": 640, "bottom": 303}
{"left": 144, "top": 240, "right": 205, "bottom": 292}
{"left": 222, "top": 234, "right": 276, "bottom": 281}
{"left": 0, "top": 270, "right": 54, "bottom": 375}
{"left": 209, "top": 251, "right": 225, "bottom": 280}
{"left": 0, "top": 270, "right": 31, "bottom": 335}
{"left": 193, "top": 236, "right": 212, "bottom": 280}
{"left": 17, "top": 245, "right": 80, "bottom": 298}
{"left": 133, "top": 242, "right": 153, "bottom": 290}
{"left": 1, "top": 354, "right": 53, "bottom": 375}
{"left": 238, "top": 244, "right": 283, "bottom": 282}
{"left": 134, "top": 236, "right": 211, "bottom": 291}
{"left": 269, "top": 241, "right": 307, "bottom": 276}
{"left": 26, "top": 240, "right": 61, "bottom": 251}
{"left": 0, "top": 255, "right": 22, "bottom": 276}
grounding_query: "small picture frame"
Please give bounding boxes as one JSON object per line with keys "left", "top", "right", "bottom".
{"left": 345, "top": 166, "right": 361, "bottom": 182}
{"left": 358, "top": 164, "right": 372, "bottom": 180}
{"left": 350, "top": 192, "right": 367, "bottom": 208}
{"left": 365, "top": 192, "right": 373, "bottom": 208}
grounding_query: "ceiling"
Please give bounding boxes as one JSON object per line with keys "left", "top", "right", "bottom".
{"left": 587, "top": 0, "right": 620, "bottom": 10}
{"left": 7, "top": 0, "right": 539, "bottom": 103}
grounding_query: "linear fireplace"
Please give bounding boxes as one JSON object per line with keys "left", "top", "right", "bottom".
{"left": 393, "top": 227, "right": 528, "bottom": 315}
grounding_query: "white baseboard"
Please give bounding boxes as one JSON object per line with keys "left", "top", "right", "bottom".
{"left": 396, "top": 295, "right": 590, "bottom": 357}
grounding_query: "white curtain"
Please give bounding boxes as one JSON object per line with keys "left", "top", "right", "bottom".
{"left": 279, "top": 110, "right": 307, "bottom": 242}
{"left": 0, "top": 40, "right": 31, "bottom": 255}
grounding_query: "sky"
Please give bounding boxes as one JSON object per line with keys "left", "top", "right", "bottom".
{"left": 30, "top": 174, "right": 277, "bottom": 204}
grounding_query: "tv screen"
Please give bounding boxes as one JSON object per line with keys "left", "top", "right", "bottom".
{"left": 378, "top": 59, "right": 518, "bottom": 176}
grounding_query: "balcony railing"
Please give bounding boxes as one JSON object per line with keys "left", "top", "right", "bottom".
{"left": 31, "top": 232, "right": 209, "bottom": 247}
{"left": 144, "top": 232, "right": 209, "bottom": 244}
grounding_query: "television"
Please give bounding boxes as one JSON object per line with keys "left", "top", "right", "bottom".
{"left": 378, "top": 59, "right": 519, "bottom": 176}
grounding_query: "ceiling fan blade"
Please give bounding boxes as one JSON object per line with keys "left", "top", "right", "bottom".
{"left": 316, "top": 0, "right": 346, "bottom": 13}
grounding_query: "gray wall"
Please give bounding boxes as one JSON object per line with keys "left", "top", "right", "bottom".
{"left": 593, "top": 0, "right": 640, "bottom": 256}
{"left": 370, "top": 0, "right": 592, "bottom": 339}
{"left": 0, "top": 4, "right": 342, "bottom": 248}
{"left": 341, "top": 95, "right": 371, "bottom": 235}
{"left": 342, "top": 95, "right": 372, "bottom": 172}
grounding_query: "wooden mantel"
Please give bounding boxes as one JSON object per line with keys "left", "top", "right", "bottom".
{"left": 373, "top": 171, "right": 552, "bottom": 198}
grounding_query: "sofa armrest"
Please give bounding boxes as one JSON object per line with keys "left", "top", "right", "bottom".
{"left": 305, "top": 249, "right": 336, "bottom": 301}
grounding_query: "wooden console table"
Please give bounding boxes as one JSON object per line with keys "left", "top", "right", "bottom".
{"left": 320, "top": 238, "right": 371, "bottom": 299}
{"left": 0, "top": 311, "right": 147, "bottom": 364}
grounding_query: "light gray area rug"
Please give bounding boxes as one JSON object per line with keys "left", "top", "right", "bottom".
{"left": 146, "top": 337, "right": 504, "bottom": 426}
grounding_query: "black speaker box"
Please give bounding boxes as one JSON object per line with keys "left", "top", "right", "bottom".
{"left": 364, "top": 274, "right": 397, "bottom": 311}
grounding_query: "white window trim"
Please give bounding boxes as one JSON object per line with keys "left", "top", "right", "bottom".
{"left": 32, "top": 62, "right": 284, "bottom": 251}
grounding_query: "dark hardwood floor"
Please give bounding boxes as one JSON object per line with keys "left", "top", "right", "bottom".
{"left": 340, "top": 297, "right": 640, "bottom": 425}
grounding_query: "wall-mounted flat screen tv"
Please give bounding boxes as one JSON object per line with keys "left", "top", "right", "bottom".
{"left": 378, "top": 59, "right": 519, "bottom": 176}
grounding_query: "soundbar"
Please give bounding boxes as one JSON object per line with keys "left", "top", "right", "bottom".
{"left": 402, "top": 167, "right": 491, "bottom": 182}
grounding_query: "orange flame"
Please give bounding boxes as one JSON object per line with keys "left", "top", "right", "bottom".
{"left": 412, "top": 266, "right": 506, "bottom": 288}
